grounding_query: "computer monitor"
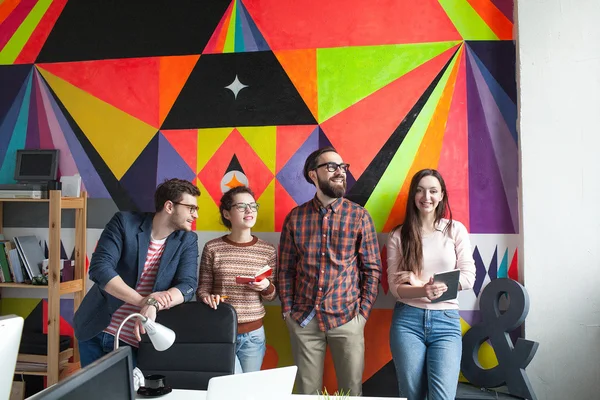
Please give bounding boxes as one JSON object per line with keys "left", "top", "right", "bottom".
{"left": 13, "top": 149, "right": 59, "bottom": 182}
{"left": 0, "top": 315, "right": 24, "bottom": 400}
{"left": 27, "top": 346, "right": 135, "bottom": 400}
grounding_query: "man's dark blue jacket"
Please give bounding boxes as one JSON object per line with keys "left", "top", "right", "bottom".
{"left": 74, "top": 211, "right": 198, "bottom": 341}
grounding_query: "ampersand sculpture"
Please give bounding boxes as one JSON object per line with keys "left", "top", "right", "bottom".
{"left": 461, "top": 278, "right": 539, "bottom": 400}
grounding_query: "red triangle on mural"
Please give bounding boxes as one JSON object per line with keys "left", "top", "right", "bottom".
{"left": 321, "top": 45, "right": 459, "bottom": 178}
{"left": 42, "top": 299, "right": 74, "bottom": 337}
{"left": 159, "top": 55, "right": 200, "bottom": 125}
{"left": 275, "top": 125, "right": 316, "bottom": 173}
{"left": 37, "top": 58, "right": 161, "bottom": 128}
{"left": 275, "top": 180, "right": 297, "bottom": 232}
{"left": 161, "top": 129, "right": 198, "bottom": 172}
{"left": 508, "top": 248, "right": 519, "bottom": 281}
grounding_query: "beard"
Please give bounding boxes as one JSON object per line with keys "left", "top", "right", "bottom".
{"left": 317, "top": 174, "right": 346, "bottom": 198}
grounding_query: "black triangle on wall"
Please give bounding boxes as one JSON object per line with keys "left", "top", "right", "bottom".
{"left": 226, "top": 154, "right": 245, "bottom": 174}
{"left": 120, "top": 133, "right": 160, "bottom": 213}
{"left": 362, "top": 360, "right": 399, "bottom": 397}
{"left": 161, "top": 51, "right": 317, "bottom": 129}
{"left": 37, "top": 0, "right": 231, "bottom": 62}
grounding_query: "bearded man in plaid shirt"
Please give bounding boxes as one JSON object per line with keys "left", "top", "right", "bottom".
{"left": 278, "top": 146, "right": 382, "bottom": 396}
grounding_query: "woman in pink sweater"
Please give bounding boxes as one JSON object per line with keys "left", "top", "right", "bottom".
{"left": 387, "top": 169, "right": 476, "bottom": 400}
{"left": 197, "top": 186, "right": 277, "bottom": 373}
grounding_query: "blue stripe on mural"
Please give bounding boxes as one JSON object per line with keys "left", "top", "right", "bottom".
{"left": 468, "top": 43, "right": 517, "bottom": 143}
{"left": 0, "top": 71, "right": 32, "bottom": 183}
{"left": 0, "top": 71, "right": 31, "bottom": 167}
{"left": 466, "top": 47, "right": 515, "bottom": 234}
{"left": 238, "top": 0, "right": 258, "bottom": 52}
{"left": 234, "top": 0, "right": 245, "bottom": 52}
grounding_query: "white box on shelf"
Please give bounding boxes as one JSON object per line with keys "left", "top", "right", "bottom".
{"left": 59, "top": 174, "right": 81, "bottom": 197}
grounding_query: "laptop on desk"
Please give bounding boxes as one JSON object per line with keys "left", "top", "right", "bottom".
{"left": 206, "top": 366, "right": 297, "bottom": 400}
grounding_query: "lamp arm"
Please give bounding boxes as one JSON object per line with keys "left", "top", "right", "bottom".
{"left": 114, "top": 313, "right": 147, "bottom": 351}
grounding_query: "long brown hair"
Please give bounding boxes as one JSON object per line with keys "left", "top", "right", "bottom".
{"left": 393, "top": 169, "right": 453, "bottom": 275}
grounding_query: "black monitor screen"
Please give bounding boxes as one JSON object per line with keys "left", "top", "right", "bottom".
{"left": 14, "top": 149, "right": 59, "bottom": 181}
{"left": 27, "top": 347, "right": 135, "bottom": 400}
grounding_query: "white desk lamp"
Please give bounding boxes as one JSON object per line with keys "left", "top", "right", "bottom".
{"left": 114, "top": 313, "right": 176, "bottom": 352}
{"left": 114, "top": 313, "right": 176, "bottom": 391}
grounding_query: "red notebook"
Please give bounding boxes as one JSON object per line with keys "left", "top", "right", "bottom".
{"left": 235, "top": 266, "right": 272, "bottom": 284}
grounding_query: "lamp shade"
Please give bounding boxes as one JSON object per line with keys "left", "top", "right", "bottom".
{"left": 114, "top": 313, "right": 176, "bottom": 352}
{"left": 142, "top": 318, "right": 176, "bottom": 351}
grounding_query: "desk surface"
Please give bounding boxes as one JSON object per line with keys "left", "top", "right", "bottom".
{"left": 137, "top": 389, "right": 406, "bottom": 399}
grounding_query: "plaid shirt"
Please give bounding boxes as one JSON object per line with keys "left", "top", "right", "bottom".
{"left": 278, "top": 196, "right": 382, "bottom": 331}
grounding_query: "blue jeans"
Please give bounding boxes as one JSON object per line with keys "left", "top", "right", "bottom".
{"left": 389, "top": 303, "right": 462, "bottom": 400}
{"left": 78, "top": 331, "right": 138, "bottom": 368}
{"left": 234, "top": 326, "right": 266, "bottom": 374}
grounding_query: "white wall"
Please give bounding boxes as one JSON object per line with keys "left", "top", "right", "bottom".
{"left": 517, "top": 1, "right": 600, "bottom": 399}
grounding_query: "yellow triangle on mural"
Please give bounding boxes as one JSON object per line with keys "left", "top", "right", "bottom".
{"left": 197, "top": 127, "right": 233, "bottom": 173}
{"left": 38, "top": 67, "right": 157, "bottom": 180}
{"left": 238, "top": 126, "right": 276, "bottom": 174}
{"left": 254, "top": 178, "right": 274, "bottom": 232}
{"left": 0, "top": 298, "right": 41, "bottom": 319}
{"left": 195, "top": 179, "right": 227, "bottom": 231}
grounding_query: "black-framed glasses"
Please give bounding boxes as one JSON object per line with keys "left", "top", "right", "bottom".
{"left": 314, "top": 162, "right": 350, "bottom": 173}
{"left": 172, "top": 201, "right": 199, "bottom": 214}
{"left": 232, "top": 202, "right": 259, "bottom": 212}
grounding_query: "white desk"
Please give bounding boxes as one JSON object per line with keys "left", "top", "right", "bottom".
{"left": 137, "top": 389, "right": 406, "bottom": 399}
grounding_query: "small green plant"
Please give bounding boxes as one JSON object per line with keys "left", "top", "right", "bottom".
{"left": 317, "top": 388, "right": 352, "bottom": 399}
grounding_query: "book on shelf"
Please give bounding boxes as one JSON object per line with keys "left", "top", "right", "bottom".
{"left": 8, "top": 248, "right": 25, "bottom": 283}
{"left": 0, "top": 242, "right": 13, "bottom": 283}
{"left": 13, "top": 236, "right": 45, "bottom": 280}
{"left": 235, "top": 265, "right": 273, "bottom": 284}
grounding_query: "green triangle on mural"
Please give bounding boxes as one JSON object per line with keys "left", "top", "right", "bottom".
{"left": 438, "top": 0, "right": 498, "bottom": 41}
{"left": 317, "top": 41, "right": 460, "bottom": 122}
{"left": 365, "top": 52, "right": 459, "bottom": 231}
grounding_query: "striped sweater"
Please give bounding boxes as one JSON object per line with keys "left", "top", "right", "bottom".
{"left": 197, "top": 236, "right": 277, "bottom": 333}
{"left": 104, "top": 238, "right": 166, "bottom": 347}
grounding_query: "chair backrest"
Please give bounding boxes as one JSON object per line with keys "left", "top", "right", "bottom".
{"left": 137, "top": 301, "right": 237, "bottom": 390}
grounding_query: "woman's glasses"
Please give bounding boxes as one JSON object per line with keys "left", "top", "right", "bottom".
{"left": 232, "top": 202, "right": 259, "bottom": 212}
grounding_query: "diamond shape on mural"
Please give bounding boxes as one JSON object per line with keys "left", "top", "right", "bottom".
{"left": 276, "top": 126, "right": 319, "bottom": 205}
{"left": 198, "top": 128, "right": 273, "bottom": 205}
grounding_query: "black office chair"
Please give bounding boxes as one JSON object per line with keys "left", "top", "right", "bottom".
{"left": 137, "top": 301, "right": 237, "bottom": 390}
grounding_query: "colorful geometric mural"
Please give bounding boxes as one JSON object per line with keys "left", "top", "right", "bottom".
{"left": 0, "top": 0, "right": 517, "bottom": 234}
{"left": 0, "top": 0, "right": 517, "bottom": 395}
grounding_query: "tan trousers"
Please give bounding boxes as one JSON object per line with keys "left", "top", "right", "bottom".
{"left": 286, "top": 314, "right": 366, "bottom": 396}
